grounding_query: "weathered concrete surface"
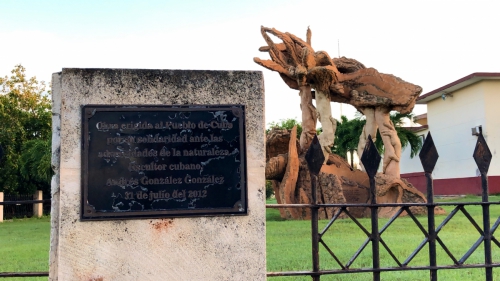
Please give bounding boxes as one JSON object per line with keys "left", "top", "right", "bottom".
{"left": 50, "top": 69, "right": 266, "bottom": 281}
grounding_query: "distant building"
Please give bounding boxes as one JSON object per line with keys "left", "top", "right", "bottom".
{"left": 400, "top": 73, "right": 500, "bottom": 195}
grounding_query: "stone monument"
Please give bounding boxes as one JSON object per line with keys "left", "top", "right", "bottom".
{"left": 50, "top": 69, "right": 266, "bottom": 280}
{"left": 255, "top": 26, "right": 444, "bottom": 219}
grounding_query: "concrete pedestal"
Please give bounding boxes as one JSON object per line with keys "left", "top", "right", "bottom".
{"left": 50, "top": 69, "right": 265, "bottom": 281}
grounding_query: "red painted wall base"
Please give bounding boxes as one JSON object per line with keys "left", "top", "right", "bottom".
{"left": 401, "top": 172, "right": 426, "bottom": 194}
{"left": 401, "top": 173, "right": 500, "bottom": 196}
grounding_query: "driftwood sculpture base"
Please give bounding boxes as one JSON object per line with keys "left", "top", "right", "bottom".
{"left": 267, "top": 127, "right": 445, "bottom": 220}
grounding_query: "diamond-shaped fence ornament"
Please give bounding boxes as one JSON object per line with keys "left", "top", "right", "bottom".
{"left": 419, "top": 132, "right": 439, "bottom": 173}
{"left": 473, "top": 133, "right": 492, "bottom": 175}
{"left": 360, "top": 135, "right": 381, "bottom": 179}
{"left": 305, "top": 135, "right": 325, "bottom": 175}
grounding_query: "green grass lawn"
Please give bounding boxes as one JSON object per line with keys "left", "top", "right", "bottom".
{"left": 1, "top": 196, "right": 499, "bottom": 281}
{"left": 0, "top": 216, "right": 50, "bottom": 281}
{"left": 267, "top": 195, "right": 500, "bottom": 280}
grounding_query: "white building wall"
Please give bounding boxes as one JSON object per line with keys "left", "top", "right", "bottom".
{"left": 427, "top": 82, "right": 486, "bottom": 179}
{"left": 400, "top": 128, "right": 428, "bottom": 174}
{"left": 482, "top": 80, "right": 500, "bottom": 175}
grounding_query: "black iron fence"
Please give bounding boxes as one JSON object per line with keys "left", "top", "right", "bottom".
{"left": 267, "top": 132, "right": 500, "bottom": 281}
{"left": 2, "top": 193, "right": 34, "bottom": 219}
{"left": 1, "top": 132, "right": 499, "bottom": 279}
{"left": 1, "top": 193, "right": 51, "bottom": 219}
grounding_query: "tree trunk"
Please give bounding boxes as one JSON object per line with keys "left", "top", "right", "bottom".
{"left": 299, "top": 85, "right": 317, "bottom": 155}
{"left": 279, "top": 126, "right": 300, "bottom": 219}
{"left": 316, "top": 90, "right": 336, "bottom": 163}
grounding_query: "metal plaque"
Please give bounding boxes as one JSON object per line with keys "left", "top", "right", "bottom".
{"left": 81, "top": 105, "right": 247, "bottom": 220}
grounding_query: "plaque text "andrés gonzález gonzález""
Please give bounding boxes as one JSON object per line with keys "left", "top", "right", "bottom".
{"left": 81, "top": 105, "right": 247, "bottom": 220}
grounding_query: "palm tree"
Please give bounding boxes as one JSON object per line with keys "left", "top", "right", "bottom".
{"left": 332, "top": 116, "right": 365, "bottom": 167}
{"left": 333, "top": 112, "right": 422, "bottom": 168}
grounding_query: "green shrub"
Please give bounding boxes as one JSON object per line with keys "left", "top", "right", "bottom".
{"left": 265, "top": 180, "right": 274, "bottom": 199}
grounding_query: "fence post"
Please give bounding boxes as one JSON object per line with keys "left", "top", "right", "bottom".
{"left": 419, "top": 132, "right": 439, "bottom": 281}
{"left": 0, "top": 192, "right": 3, "bottom": 222}
{"left": 305, "top": 135, "right": 325, "bottom": 281}
{"left": 472, "top": 132, "right": 493, "bottom": 281}
{"left": 360, "top": 135, "right": 382, "bottom": 281}
{"left": 33, "top": 190, "right": 43, "bottom": 218}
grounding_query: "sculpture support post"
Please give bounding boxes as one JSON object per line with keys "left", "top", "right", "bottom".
{"left": 316, "top": 90, "right": 336, "bottom": 163}
{"left": 299, "top": 85, "right": 317, "bottom": 154}
{"left": 374, "top": 107, "right": 401, "bottom": 178}
{"left": 357, "top": 107, "right": 377, "bottom": 170}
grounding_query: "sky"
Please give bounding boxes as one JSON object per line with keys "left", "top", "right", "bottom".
{"left": 2, "top": 0, "right": 500, "bottom": 125}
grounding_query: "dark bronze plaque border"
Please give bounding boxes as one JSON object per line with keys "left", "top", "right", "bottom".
{"left": 81, "top": 104, "right": 247, "bottom": 220}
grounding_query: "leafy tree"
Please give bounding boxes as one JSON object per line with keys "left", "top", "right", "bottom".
{"left": 20, "top": 139, "right": 52, "bottom": 185}
{"left": 265, "top": 180, "right": 274, "bottom": 200}
{"left": 332, "top": 116, "right": 364, "bottom": 167}
{"left": 332, "top": 112, "right": 423, "bottom": 167}
{"left": 0, "top": 65, "right": 52, "bottom": 194}
{"left": 267, "top": 118, "right": 302, "bottom": 136}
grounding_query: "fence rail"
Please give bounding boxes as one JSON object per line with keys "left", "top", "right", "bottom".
{"left": 0, "top": 272, "right": 49, "bottom": 278}
{"left": 0, "top": 191, "right": 50, "bottom": 220}
{"left": 0, "top": 199, "right": 51, "bottom": 205}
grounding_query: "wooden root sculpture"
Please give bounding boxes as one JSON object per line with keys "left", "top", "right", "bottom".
{"left": 255, "top": 26, "right": 422, "bottom": 176}
{"left": 257, "top": 26, "right": 431, "bottom": 219}
{"left": 254, "top": 27, "right": 337, "bottom": 160}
